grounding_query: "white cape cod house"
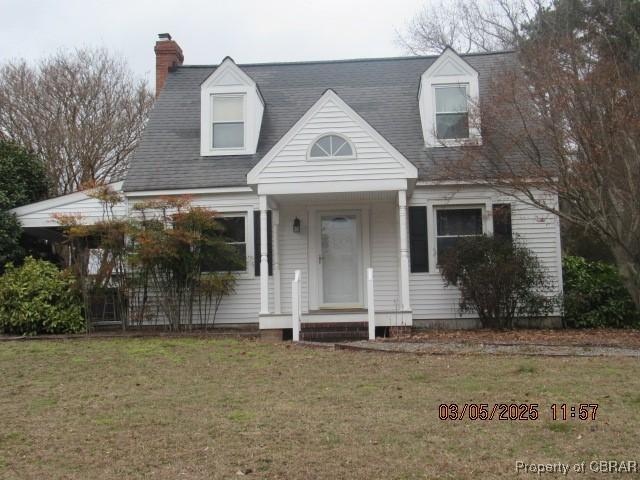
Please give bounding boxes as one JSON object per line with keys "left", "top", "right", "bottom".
{"left": 13, "top": 35, "right": 563, "bottom": 337}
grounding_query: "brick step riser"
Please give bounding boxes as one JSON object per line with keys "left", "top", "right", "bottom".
{"left": 302, "top": 329, "right": 368, "bottom": 334}
{"left": 301, "top": 333, "right": 368, "bottom": 341}
{"left": 302, "top": 325, "right": 368, "bottom": 332}
{"left": 301, "top": 322, "right": 368, "bottom": 329}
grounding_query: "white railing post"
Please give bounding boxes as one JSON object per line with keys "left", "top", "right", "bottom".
{"left": 292, "top": 270, "right": 301, "bottom": 342}
{"left": 367, "top": 267, "right": 375, "bottom": 340}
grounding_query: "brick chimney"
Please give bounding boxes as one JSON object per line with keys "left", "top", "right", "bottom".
{"left": 154, "top": 33, "right": 184, "bottom": 97}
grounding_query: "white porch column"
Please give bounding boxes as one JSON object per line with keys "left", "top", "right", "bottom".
{"left": 398, "top": 190, "right": 411, "bottom": 312}
{"left": 259, "top": 195, "right": 270, "bottom": 315}
{"left": 272, "top": 209, "right": 281, "bottom": 314}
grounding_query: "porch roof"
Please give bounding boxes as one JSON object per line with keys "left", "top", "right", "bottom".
{"left": 10, "top": 182, "right": 124, "bottom": 228}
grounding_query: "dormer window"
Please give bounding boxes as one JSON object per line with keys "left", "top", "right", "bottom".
{"left": 212, "top": 94, "right": 245, "bottom": 149}
{"left": 419, "top": 47, "right": 481, "bottom": 147}
{"left": 309, "top": 134, "right": 354, "bottom": 158}
{"left": 200, "top": 57, "right": 264, "bottom": 156}
{"left": 435, "top": 85, "right": 469, "bottom": 140}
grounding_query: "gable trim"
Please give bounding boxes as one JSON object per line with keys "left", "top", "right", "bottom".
{"left": 247, "top": 89, "right": 418, "bottom": 185}
{"left": 421, "top": 47, "right": 478, "bottom": 80}
{"left": 201, "top": 57, "right": 258, "bottom": 89}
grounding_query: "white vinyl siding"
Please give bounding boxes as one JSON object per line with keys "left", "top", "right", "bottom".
{"left": 125, "top": 191, "right": 271, "bottom": 325}
{"left": 257, "top": 98, "right": 409, "bottom": 184}
{"left": 409, "top": 185, "right": 562, "bottom": 321}
{"left": 278, "top": 200, "right": 400, "bottom": 314}
{"left": 19, "top": 183, "right": 560, "bottom": 327}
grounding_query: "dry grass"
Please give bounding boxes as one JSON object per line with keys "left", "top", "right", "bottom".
{"left": 393, "top": 328, "right": 640, "bottom": 348}
{"left": 0, "top": 338, "right": 638, "bottom": 479}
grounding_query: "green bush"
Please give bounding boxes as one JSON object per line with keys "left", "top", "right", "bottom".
{"left": 562, "top": 256, "right": 640, "bottom": 328}
{"left": 439, "top": 235, "right": 555, "bottom": 329}
{"left": 0, "top": 257, "right": 84, "bottom": 335}
{"left": 0, "top": 207, "right": 24, "bottom": 271}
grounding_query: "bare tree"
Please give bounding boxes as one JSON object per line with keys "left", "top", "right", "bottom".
{"left": 430, "top": 1, "right": 640, "bottom": 308}
{"left": 0, "top": 48, "right": 153, "bottom": 195}
{"left": 397, "top": 0, "right": 547, "bottom": 54}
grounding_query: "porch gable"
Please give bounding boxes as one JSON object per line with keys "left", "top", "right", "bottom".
{"left": 247, "top": 89, "right": 418, "bottom": 193}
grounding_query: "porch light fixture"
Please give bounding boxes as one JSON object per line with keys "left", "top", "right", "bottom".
{"left": 293, "top": 217, "right": 301, "bottom": 233}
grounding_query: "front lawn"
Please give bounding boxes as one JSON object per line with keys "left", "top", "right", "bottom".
{"left": 0, "top": 338, "right": 638, "bottom": 479}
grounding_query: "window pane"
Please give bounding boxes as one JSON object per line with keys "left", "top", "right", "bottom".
{"left": 316, "top": 136, "right": 332, "bottom": 155}
{"left": 213, "top": 122, "right": 244, "bottom": 148}
{"left": 310, "top": 135, "right": 353, "bottom": 157}
{"left": 437, "top": 237, "right": 460, "bottom": 263}
{"left": 435, "top": 86, "right": 468, "bottom": 113}
{"left": 332, "top": 137, "right": 353, "bottom": 156}
{"left": 436, "top": 113, "right": 469, "bottom": 139}
{"left": 202, "top": 244, "right": 246, "bottom": 272}
{"left": 437, "top": 209, "right": 483, "bottom": 236}
{"left": 310, "top": 143, "right": 329, "bottom": 157}
{"left": 212, "top": 96, "right": 243, "bottom": 122}
{"left": 217, "top": 217, "right": 245, "bottom": 242}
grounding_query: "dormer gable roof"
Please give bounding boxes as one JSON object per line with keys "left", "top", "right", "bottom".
{"left": 201, "top": 57, "right": 260, "bottom": 94}
{"left": 421, "top": 46, "right": 478, "bottom": 80}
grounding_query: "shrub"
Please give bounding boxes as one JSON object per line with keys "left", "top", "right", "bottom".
{"left": 0, "top": 142, "right": 49, "bottom": 271}
{"left": 562, "top": 256, "right": 640, "bottom": 328}
{"left": 0, "top": 206, "right": 23, "bottom": 271}
{"left": 0, "top": 257, "right": 84, "bottom": 335}
{"left": 439, "top": 235, "right": 555, "bottom": 329}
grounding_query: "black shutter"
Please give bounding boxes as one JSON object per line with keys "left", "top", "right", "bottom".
{"left": 253, "top": 210, "right": 273, "bottom": 276}
{"left": 492, "top": 203, "right": 512, "bottom": 241}
{"left": 408, "top": 206, "right": 429, "bottom": 273}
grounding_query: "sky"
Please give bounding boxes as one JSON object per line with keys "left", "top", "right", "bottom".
{"left": 1, "top": 0, "right": 426, "bottom": 88}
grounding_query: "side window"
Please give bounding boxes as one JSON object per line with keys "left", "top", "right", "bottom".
{"left": 435, "top": 207, "right": 483, "bottom": 264}
{"left": 201, "top": 216, "right": 247, "bottom": 272}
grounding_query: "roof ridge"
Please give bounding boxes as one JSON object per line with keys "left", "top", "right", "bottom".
{"left": 176, "top": 49, "right": 517, "bottom": 69}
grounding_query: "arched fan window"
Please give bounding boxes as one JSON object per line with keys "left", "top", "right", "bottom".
{"left": 309, "top": 134, "right": 354, "bottom": 158}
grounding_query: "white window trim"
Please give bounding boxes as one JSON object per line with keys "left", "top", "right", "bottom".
{"left": 306, "top": 133, "right": 356, "bottom": 161}
{"left": 434, "top": 83, "right": 470, "bottom": 143}
{"left": 432, "top": 204, "right": 488, "bottom": 270}
{"left": 419, "top": 48, "right": 482, "bottom": 148}
{"left": 202, "top": 212, "right": 249, "bottom": 275}
{"left": 203, "top": 88, "right": 251, "bottom": 156}
{"left": 210, "top": 93, "right": 246, "bottom": 152}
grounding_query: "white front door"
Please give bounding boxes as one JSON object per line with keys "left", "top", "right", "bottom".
{"left": 319, "top": 212, "right": 363, "bottom": 307}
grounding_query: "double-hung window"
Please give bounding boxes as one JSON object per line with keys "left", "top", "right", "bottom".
{"left": 436, "top": 207, "right": 483, "bottom": 263}
{"left": 201, "top": 216, "right": 247, "bottom": 272}
{"left": 212, "top": 95, "right": 245, "bottom": 149}
{"left": 435, "top": 85, "right": 469, "bottom": 140}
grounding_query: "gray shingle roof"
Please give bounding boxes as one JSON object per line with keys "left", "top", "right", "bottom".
{"left": 123, "top": 51, "right": 517, "bottom": 192}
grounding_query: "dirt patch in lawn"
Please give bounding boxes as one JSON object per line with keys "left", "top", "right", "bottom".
{"left": 1, "top": 338, "right": 638, "bottom": 479}
{"left": 387, "top": 328, "right": 640, "bottom": 348}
